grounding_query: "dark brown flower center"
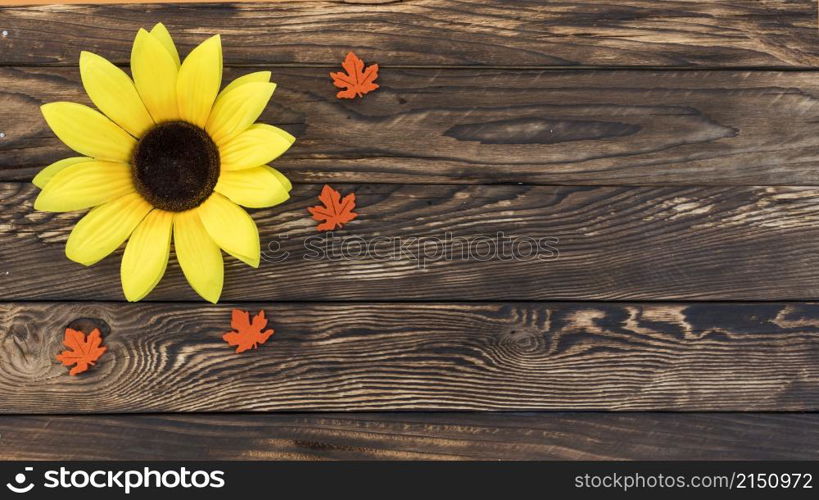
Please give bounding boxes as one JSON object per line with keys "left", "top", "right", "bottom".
{"left": 132, "top": 121, "right": 220, "bottom": 212}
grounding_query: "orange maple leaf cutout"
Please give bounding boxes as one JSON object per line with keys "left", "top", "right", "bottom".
{"left": 330, "top": 51, "right": 379, "bottom": 99}
{"left": 307, "top": 184, "right": 358, "bottom": 231}
{"left": 222, "top": 309, "right": 275, "bottom": 353}
{"left": 55, "top": 328, "right": 107, "bottom": 376}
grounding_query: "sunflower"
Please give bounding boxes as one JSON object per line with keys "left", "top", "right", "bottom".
{"left": 33, "top": 24, "right": 294, "bottom": 303}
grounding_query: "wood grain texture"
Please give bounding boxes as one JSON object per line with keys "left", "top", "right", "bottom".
{"left": 2, "top": 301, "right": 819, "bottom": 412}
{"left": 3, "top": 1, "right": 819, "bottom": 68}
{"left": 3, "top": 0, "right": 816, "bottom": 452}
{"left": 4, "top": 67, "right": 819, "bottom": 185}
{"left": 2, "top": 412, "right": 818, "bottom": 460}
{"left": 3, "top": 183, "right": 819, "bottom": 301}
{"left": 5, "top": 1, "right": 277, "bottom": 4}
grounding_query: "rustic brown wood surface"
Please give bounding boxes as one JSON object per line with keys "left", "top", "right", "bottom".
{"left": 3, "top": 183, "right": 819, "bottom": 301}
{"left": 2, "top": 412, "right": 818, "bottom": 460}
{"left": 4, "top": 67, "right": 819, "bottom": 185}
{"left": 1, "top": 302, "right": 818, "bottom": 413}
{"left": 3, "top": 1, "right": 819, "bottom": 68}
{"left": 1, "top": 0, "right": 819, "bottom": 459}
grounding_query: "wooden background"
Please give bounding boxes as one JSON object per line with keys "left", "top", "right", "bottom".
{"left": 2, "top": 0, "right": 819, "bottom": 460}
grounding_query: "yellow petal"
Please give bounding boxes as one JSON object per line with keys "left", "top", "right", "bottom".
{"left": 65, "top": 192, "right": 152, "bottom": 266}
{"left": 131, "top": 28, "right": 179, "bottom": 123}
{"left": 41, "top": 102, "right": 136, "bottom": 162}
{"left": 34, "top": 160, "right": 135, "bottom": 212}
{"left": 149, "top": 23, "right": 180, "bottom": 67}
{"left": 197, "top": 193, "right": 260, "bottom": 267}
{"left": 206, "top": 82, "right": 276, "bottom": 145}
{"left": 121, "top": 209, "right": 173, "bottom": 301}
{"left": 215, "top": 166, "right": 290, "bottom": 208}
{"left": 177, "top": 34, "right": 222, "bottom": 127}
{"left": 173, "top": 209, "right": 223, "bottom": 303}
{"left": 33, "top": 157, "right": 93, "bottom": 188}
{"left": 268, "top": 165, "right": 292, "bottom": 192}
{"left": 219, "top": 123, "right": 295, "bottom": 171}
{"left": 80, "top": 51, "right": 154, "bottom": 137}
{"left": 217, "top": 71, "right": 270, "bottom": 100}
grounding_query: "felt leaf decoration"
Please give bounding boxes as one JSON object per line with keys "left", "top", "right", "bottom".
{"left": 222, "top": 309, "right": 275, "bottom": 353}
{"left": 330, "top": 52, "right": 379, "bottom": 99}
{"left": 307, "top": 184, "right": 358, "bottom": 231}
{"left": 56, "top": 328, "right": 107, "bottom": 375}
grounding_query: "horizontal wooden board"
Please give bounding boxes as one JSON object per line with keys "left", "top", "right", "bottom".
{"left": 6, "top": 1, "right": 284, "bottom": 3}
{"left": 3, "top": 67, "right": 819, "bottom": 185}
{"left": 3, "top": 183, "right": 819, "bottom": 301}
{"left": 2, "top": 1, "right": 819, "bottom": 68}
{"left": 2, "top": 412, "right": 818, "bottom": 460}
{"left": 2, "top": 301, "right": 819, "bottom": 412}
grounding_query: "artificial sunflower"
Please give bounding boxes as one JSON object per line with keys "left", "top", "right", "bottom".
{"left": 33, "top": 24, "right": 294, "bottom": 303}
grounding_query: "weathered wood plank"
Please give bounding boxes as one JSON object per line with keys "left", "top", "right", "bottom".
{"left": 3, "top": 67, "right": 819, "bottom": 185}
{"left": 2, "top": 412, "right": 818, "bottom": 460}
{"left": 3, "top": 183, "right": 819, "bottom": 301}
{"left": 2, "top": 302, "right": 819, "bottom": 412}
{"left": 2, "top": 1, "right": 819, "bottom": 68}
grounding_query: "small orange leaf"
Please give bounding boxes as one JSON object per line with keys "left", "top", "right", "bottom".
{"left": 330, "top": 51, "right": 379, "bottom": 99}
{"left": 222, "top": 309, "right": 275, "bottom": 353}
{"left": 307, "top": 184, "right": 358, "bottom": 231}
{"left": 56, "top": 328, "right": 107, "bottom": 376}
